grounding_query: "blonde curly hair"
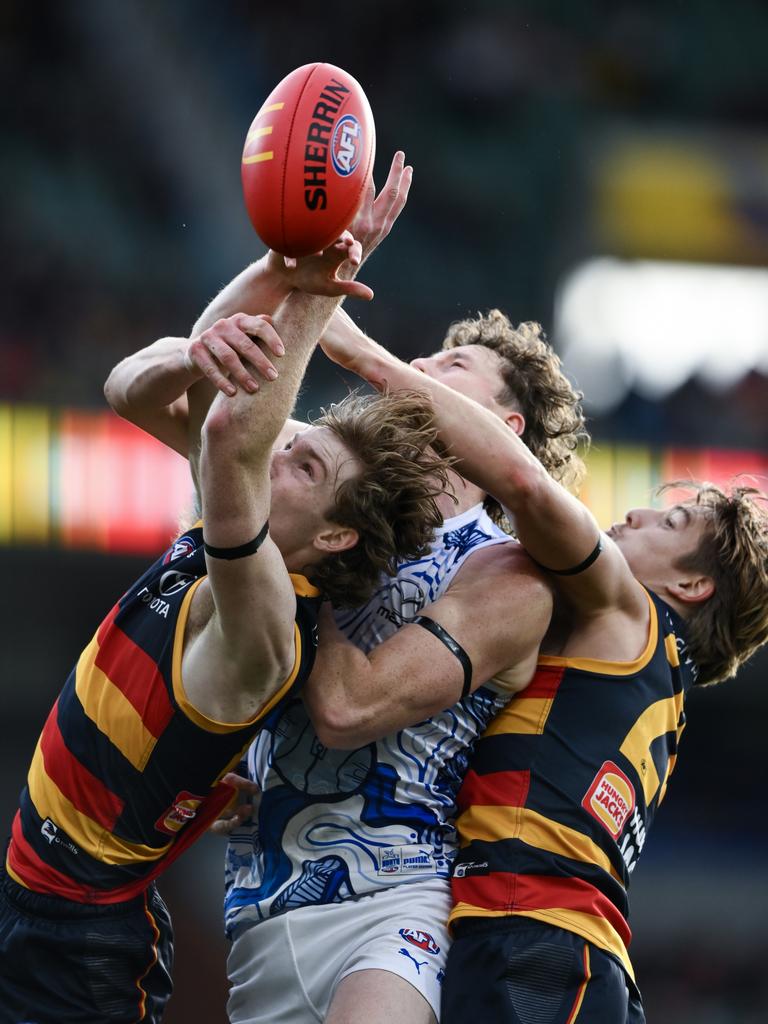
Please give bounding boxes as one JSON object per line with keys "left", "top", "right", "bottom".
{"left": 442, "top": 311, "right": 588, "bottom": 523}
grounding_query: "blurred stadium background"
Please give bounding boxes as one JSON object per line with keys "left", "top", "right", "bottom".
{"left": 2, "top": 2, "right": 767, "bottom": 1021}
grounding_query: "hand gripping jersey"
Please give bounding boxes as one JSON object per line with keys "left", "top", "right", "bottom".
{"left": 449, "top": 589, "right": 698, "bottom": 981}
{"left": 224, "top": 504, "right": 514, "bottom": 934}
{"left": 6, "top": 526, "right": 321, "bottom": 904}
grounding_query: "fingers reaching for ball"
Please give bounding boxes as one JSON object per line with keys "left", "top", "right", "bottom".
{"left": 350, "top": 150, "right": 413, "bottom": 263}
{"left": 185, "top": 313, "right": 286, "bottom": 396}
{"left": 271, "top": 232, "right": 374, "bottom": 301}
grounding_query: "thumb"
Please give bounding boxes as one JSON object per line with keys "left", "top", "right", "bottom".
{"left": 339, "top": 280, "right": 374, "bottom": 302}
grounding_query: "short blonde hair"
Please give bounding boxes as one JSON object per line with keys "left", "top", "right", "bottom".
{"left": 666, "top": 482, "right": 768, "bottom": 685}
{"left": 442, "top": 311, "right": 588, "bottom": 519}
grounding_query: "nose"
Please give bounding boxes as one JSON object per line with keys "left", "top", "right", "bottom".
{"left": 409, "top": 355, "right": 436, "bottom": 376}
{"left": 625, "top": 508, "right": 655, "bottom": 528}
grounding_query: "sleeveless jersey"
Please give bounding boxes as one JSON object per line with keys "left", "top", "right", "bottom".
{"left": 449, "top": 588, "right": 697, "bottom": 980}
{"left": 6, "top": 525, "right": 321, "bottom": 904}
{"left": 224, "top": 504, "right": 514, "bottom": 934}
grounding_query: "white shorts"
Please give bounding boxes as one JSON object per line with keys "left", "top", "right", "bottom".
{"left": 227, "top": 878, "right": 452, "bottom": 1023}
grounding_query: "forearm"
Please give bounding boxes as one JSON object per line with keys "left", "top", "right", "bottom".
{"left": 205, "top": 290, "right": 343, "bottom": 471}
{"left": 190, "top": 254, "right": 293, "bottom": 335}
{"left": 304, "top": 639, "right": 393, "bottom": 748}
{"left": 105, "top": 336, "right": 200, "bottom": 413}
{"left": 103, "top": 336, "right": 201, "bottom": 455}
{"left": 338, "top": 336, "right": 599, "bottom": 561}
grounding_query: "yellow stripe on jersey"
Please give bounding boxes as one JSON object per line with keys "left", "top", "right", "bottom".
{"left": 538, "top": 589, "right": 658, "bottom": 676}
{"left": 457, "top": 806, "right": 623, "bottom": 884}
{"left": 664, "top": 632, "right": 681, "bottom": 666}
{"left": 483, "top": 696, "right": 554, "bottom": 736}
{"left": 449, "top": 903, "right": 634, "bottom": 981}
{"left": 289, "top": 573, "right": 321, "bottom": 599}
{"left": 172, "top": 580, "right": 306, "bottom": 732}
{"left": 75, "top": 634, "right": 157, "bottom": 771}
{"left": 619, "top": 690, "right": 685, "bottom": 805}
{"left": 27, "top": 737, "right": 171, "bottom": 865}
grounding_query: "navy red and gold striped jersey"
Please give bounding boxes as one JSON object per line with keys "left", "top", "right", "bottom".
{"left": 6, "top": 525, "right": 321, "bottom": 904}
{"left": 449, "top": 588, "right": 697, "bottom": 980}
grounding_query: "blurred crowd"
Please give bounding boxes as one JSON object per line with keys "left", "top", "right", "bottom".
{"left": 3, "top": 0, "right": 767, "bottom": 447}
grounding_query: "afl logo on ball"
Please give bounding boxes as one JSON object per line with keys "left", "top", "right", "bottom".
{"left": 331, "top": 114, "right": 362, "bottom": 176}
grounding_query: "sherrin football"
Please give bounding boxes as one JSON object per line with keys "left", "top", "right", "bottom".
{"left": 242, "top": 63, "right": 376, "bottom": 258}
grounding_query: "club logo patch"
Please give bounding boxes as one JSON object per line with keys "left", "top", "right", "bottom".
{"left": 162, "top": 535, "right": 197, "bottom": 565}
{"left": 582, "top": 761, "right": 635, "bottom": 837}
{"left": 399, "top": 928, "right": 440, "bottom": 955}
{"left": 155, "top": 791, "right": 205, "bottom": 835}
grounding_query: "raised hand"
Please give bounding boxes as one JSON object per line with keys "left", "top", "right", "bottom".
{"left": 185, "top": 313, "right": 285, "bottom": 397}
{"left": 350, "top": 150, "right": 413, "bottom": 263}
{"left": 267, "top": 229, "right": 374, "bottom": 301}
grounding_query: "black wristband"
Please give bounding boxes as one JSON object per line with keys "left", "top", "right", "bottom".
{"left": 530, "top": 536, "right": 603, "bottom": 576}
{"left": 412, "top": 615, "right": 473, "bottom": 699}
{"left": 203, "top": 521, "right": 270, "bottom": 560}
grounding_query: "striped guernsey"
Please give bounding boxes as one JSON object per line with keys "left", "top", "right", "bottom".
{"left": 6, "top": 525, "right": 321, "bottom": 903}
{"left": 449, "top": 588, "right": 697, "bottom": 980}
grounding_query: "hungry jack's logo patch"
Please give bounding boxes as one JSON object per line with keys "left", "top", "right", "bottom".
{"left": 155, "top": 791, "right": 205, "bottom": 835}
{"left": 582, "top": 761, "right": 635, "bottom": 837}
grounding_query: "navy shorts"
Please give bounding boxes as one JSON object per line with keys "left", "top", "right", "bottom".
{"left": 0, "top": 864, "right": 173, "bottom": 1024}
{"left": 441, "top": 917, "right": 645, "bottom": 1024}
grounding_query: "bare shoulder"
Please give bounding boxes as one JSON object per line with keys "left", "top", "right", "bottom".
{"left": 451, "top": 540, "right": 552, "bottom": 593}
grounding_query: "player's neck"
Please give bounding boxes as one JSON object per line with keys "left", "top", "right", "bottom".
{"left": 436, "top": 469, "right": 486, "bottom": 518}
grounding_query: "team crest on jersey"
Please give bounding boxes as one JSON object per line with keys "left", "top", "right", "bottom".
{"left": 163, "top": 535, "right": 197, "bottom": 565}
{"left": 582, "top": 761, "right": 636, "bottom": 837}
{"left": 155, "top": 791, "right": 205, "bottom": 835}
{"left": 378, "top": 844, "right": 433, "bottom": 875}
{"left": 399, "top": 928, "right": 440, "bottom": 955}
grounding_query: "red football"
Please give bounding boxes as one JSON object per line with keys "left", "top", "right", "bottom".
{"left": 241, "top": 63, "right": 376, "bottom": 258}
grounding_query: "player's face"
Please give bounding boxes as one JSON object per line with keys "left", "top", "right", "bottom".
{"left": 410, "top": 345, "right": 511, "bottom": 419}
{"left": 268, "top": 425, "right": 360, "bottom": 564}
{"left": 607, "top": 503, "right": 710, "bottom": 589}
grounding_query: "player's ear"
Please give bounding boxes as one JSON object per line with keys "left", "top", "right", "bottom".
{"left": 313, "top": 524, "right": 359, "bottom": 556}
{"left": 667, "top": 573, "right": 714, "bottom": 605}
{"left": 504, "top": 410, "right": 525, "bottom": 437}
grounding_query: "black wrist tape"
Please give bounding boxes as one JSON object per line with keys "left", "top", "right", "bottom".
{"left": 204, "top": 521, "right": 270, "bottom": 560}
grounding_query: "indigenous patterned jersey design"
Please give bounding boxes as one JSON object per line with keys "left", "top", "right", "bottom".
{"left": 449, "top": 589, "right": 697, "bottom": 979}
{"left": 6, "top": 526, "right": 321, "bottom": 904}
{"left": 224, "top": 505, "right": 513, "bottom": 934}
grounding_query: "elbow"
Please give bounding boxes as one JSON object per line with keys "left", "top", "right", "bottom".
{"left": 201, "top": 395, "right": 244, "bottom": 460}
{"left": 498, "top": 454, "right": 549, "bottom": 516}
{"left": 307, "top": 697, "right": 372, "bottom": 750}
{"left": 103, "top": 364, "right": 126, "bottom": 415}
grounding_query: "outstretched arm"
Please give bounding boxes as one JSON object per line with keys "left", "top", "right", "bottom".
{"left": 320, "top": 319, "right": 643, "bottom": 616}
{"left": 182, "top": 278, "right": 355, "bottom": 723}
{"left": 305, "top": 544, "right": 552, "bottom": 747}
{"left": 104, "top": 151, "right": 412, "bottom": 456}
